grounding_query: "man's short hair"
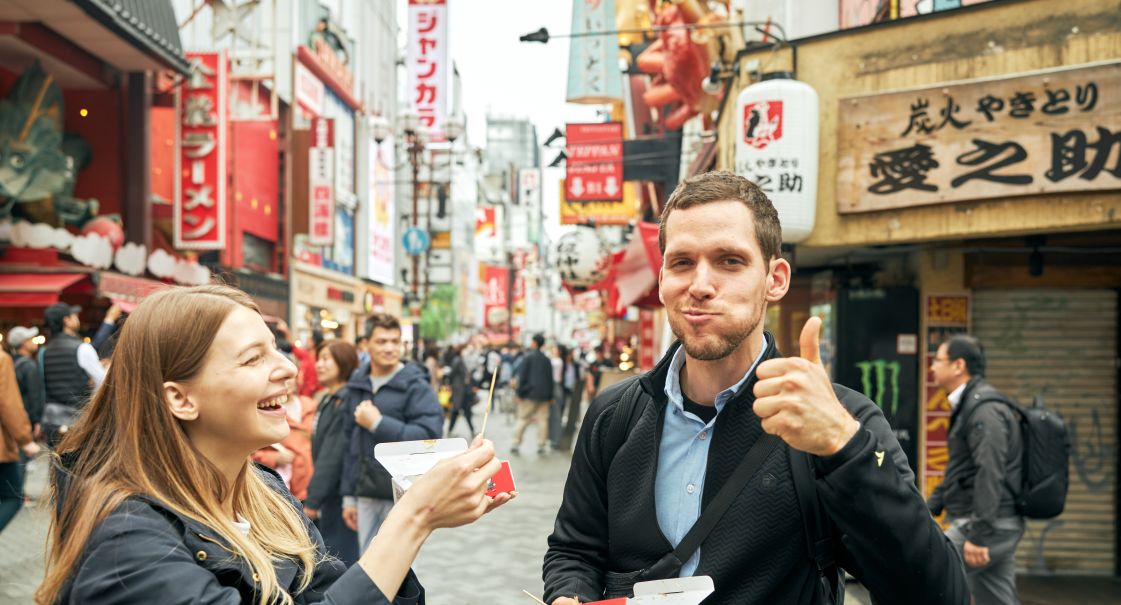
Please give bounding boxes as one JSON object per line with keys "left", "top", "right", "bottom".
{"left": 945, "top": 335, "right": 986, "bottom": 377}
{"left": 532, "top": 334, "right": 545, "bottom": 348}
{"left": 367, "top": 313, "right": 401, "bottom": 334}
{"left": 658, "top": 170, "right": 782, "bottom": 262}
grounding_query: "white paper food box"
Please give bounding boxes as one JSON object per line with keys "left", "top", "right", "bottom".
{"left": 630, "top": 576, "right": 714, "bottom": 604}
{"left": 374, "top": 438, "right": 468, "bottom": 502}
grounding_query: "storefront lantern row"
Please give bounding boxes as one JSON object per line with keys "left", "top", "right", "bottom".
{"left": 734, "top": 74, "right": 820, "bottom": 244}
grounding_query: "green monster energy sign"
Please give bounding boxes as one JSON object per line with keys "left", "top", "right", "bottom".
{"left": 856, "top": 359, "right": 901, "bottom": 415}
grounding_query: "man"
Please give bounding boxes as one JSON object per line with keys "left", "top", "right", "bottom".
{"left": 41, "top": 303, "right": 104, "bottom": 444}
{"left": 8, "top": 326, "right": 43, "bottom": 440}
{"left": 927, "top": 335, "right": 1023, "bottom": 605}
{"left": 339, "top": 314, "right": 443, "bottom": 550}
{"left": 0, "top": 347, "right": 39, "bottom": 534}
{"left": 543, "top": 172, "right": 966, "bottom": 604}
{"left": 355, "top": 334, "right": 370, "bottom": 366}
{"left": 511, "top": 334, "right": 554, "bottom": 456}
{"left": 584, "top": 346, "right": 613, "bottom": 400}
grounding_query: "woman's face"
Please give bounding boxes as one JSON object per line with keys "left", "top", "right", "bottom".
{"left": 176, "top": 306, "right": 298, "bottom": 456}
{"left": 316, "top": 347, "right": 340, "bottom": 385}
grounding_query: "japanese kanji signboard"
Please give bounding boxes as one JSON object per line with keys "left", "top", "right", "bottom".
{"left": 921, "top": 294, "right": 970, "bottom": 513}
{"left": 175, "top": 52, "right": 228, "bottom": 249}
{"left": 566, "top": 0, "right": 622, "bottom": 104}
{"left": 566, "top": 122, "right": 623, "bottom": 202}
{"left": 407, "top": 0, "right": 448, "bottom": 137}
{"left": 308, "top": 117, "right": 335, "bottom": 246}
{"left": 837, "top": 61, "right": 1121, "bottom": 213}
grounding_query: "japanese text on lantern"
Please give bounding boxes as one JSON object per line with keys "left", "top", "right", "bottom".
{"left": 407, "top": 0, "right": 448, "bottom": 136}
{"left": 837, "top": 61, "right": 1121, "bottom": 213}
{"left": 175, "top": 52, "right": 228, "bottom": 249}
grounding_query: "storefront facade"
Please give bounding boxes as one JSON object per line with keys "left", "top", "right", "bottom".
{"left": 290, "top": 261, "right": 364, "bottom": 344}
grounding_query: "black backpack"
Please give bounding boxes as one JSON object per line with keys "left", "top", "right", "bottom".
{"left": 973, "top": 394, "right": 1070, "bottom": 519}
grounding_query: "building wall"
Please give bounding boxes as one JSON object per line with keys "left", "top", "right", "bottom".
{"left": 717, "top": 0, "right": 1121, "bottom": 248}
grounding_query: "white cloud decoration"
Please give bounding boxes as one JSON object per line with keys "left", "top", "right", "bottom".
{"left": 147, "top": 248, "right": 178, "bottom": 279}
{"left": 70, "top": 233, "right": 113, "bottom": 269}
{"left": 114, "top": 242, "right": 147, "bottom": 276}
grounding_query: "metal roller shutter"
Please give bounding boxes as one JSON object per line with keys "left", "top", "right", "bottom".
{"left": 973, "top": 289, "right": 1117, "bottom": 574}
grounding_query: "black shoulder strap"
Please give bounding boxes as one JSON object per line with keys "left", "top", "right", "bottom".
{"left": 790, "top": 448, "right": 842, "bottom": 601}
{"left": 602, "top": 378, "right": 646, "bottom": 471}
{"left": 643, "top": 433, "right": 782, "bottom": 579}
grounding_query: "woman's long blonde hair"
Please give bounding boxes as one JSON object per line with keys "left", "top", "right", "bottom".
{"left": 37, "top": 285, "right": 318, "bottom": 605}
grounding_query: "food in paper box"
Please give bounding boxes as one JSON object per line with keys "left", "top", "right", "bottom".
{"left": 374, "top": 438, "right": 517, "bottom": 501}
{"left": 585, "top": 576, "right": 714, "bottom": 605}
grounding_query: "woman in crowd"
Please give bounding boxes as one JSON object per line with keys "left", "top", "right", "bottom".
{"left": 443, "top": 345, "right": 474, "bottom": 437}
{"left": 304, "top": 339, "right": 361, "bottom": 565}
{"left": 36, "top": 285, "right": 511, "bottom": 604}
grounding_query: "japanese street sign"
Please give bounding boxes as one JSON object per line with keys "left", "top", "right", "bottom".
{"left": 559, "top": 179, "right": 637, "bottom": 226}
{"left": 308, "top": 117, "right": 335, "bottom": 246}
{"left": 837, "top": 61, "right": 1121, "bottom": 213}
{"left": 566, "top": 0, "right": 623, "bottom": 104}
{"left": 566, "top": 122, "right": 624, "bottom": 201}
{"left": 175, "top": 51, "right": 228, "bottom": 249}
{"left": 407, "top": 0, "right": 448, "bottom": 137}
{"left": 402, "top": 227, "right": 430, "bottom": 256}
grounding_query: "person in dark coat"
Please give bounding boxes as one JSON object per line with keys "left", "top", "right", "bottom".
{"left": 543, "top": 172, "right": 966, "bottom": 605}
{"left": 304, "top": 340, "right": 362, "bottom": 566}
{"left": 36, "top": 285, "right": 511, "bottom": 605}
{"left": 444, "top": 346, "right": 474, "bottom": 436}
{"left": 927, "top": 335, "right": 1024, "bottom": 605}
{"left": 511, "top": 334, "right": 554, "bottom": 455}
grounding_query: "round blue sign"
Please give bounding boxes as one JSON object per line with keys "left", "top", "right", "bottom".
{"left": 402, "top": 227, "right": 430, "bottom": 256}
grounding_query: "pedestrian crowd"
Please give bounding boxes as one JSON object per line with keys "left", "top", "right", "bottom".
{"left": 0, "top": 171, "right": 1042, "bottom": 605}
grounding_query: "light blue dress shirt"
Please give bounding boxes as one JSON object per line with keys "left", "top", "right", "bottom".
{"left": 656, "top": 335, "right": 769, "bottom": 577}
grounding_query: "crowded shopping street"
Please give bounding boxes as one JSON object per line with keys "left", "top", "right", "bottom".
{"left": 2, "top": 1, "right": 1121, "bottom": 604}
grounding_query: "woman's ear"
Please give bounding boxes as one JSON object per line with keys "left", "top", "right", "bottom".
{"left": 163, "top": 382, "right": 199, "bottom": 421}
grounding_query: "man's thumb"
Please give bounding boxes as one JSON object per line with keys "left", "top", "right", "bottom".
{"left": 799, "top": 316, "right": 823, "bottom": 364}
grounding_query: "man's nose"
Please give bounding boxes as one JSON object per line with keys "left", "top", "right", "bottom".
{"left": 688, "top": 262, "right": 716, "bottom": 298}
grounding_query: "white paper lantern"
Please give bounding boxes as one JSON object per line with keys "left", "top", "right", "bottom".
{"left": 554, "top": 228, "right": 612, "bottom": 289}
{"left": 734, "top": 73, "right": 819, "bottom": 244}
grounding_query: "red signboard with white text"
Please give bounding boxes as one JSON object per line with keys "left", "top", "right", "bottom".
{"left": 566, "top": 122, "right": 623, "bottom": 201}
{"left": 308, "top": 117, "right": 335, "bottom": 246}
{"left": 175, "top": 51, "right": 228, "bottom": 249}
{"left": 407, "top": 0, "right": 448, "bottom": 137}
{"left": 482, "top": 264, "right": 510, "bottom": 341}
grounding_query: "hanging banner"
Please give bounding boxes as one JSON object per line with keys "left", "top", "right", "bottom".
{"left": 407, "top": 0, "right": 448, "bottom": 137}
{"left": 367, "top": 137, "right": 395, "bottom": 285}
{"left": 518, "top": 168, "right": 542, "bottom": 244}
{"left": 566, "top": 0, "right": 623, "bottom": 104}
{"left": 175, "top": 51, "right": 228, "bottom": 249}
{"left": 308, "top": 117, "right": 335, "bottom": 246}
{"left": 475, "top": 206, "right": 502, "bottom": 263}
{"left": 482, "top": 264, "right": 510, "bottom": 342}
{"left": 566, "top": 122, "right": 623, "bottom": 201}
{"left": 921, "top": 294, "right": 971, "bottom": 508}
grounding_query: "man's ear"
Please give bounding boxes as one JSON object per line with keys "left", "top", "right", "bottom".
{"left": 163, "top": 382, "right": 198, "bottom": 421}
{"left": 765, "top": 257, "right": 792, "bottom": 302}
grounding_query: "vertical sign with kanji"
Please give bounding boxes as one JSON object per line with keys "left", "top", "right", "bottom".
{"left": 175, "top": 52, "right": 228, "bottom": 249}
{"left": 922, "top": 294, "right": 970, "bottom": 515}
{"left": 407, "top": 0, "right": 448, "bottom": 137}
{"left": 566, "top": 122, "right": 623, "bottom": 202}
{"left": 566, "top": 0, "right": 622, "bottom": 104}
{"left": 308, "top": 117, "right": 335, "bottom": 246}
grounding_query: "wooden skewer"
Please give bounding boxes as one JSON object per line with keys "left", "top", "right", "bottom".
{"left": 521, "top": 590, "right": 548, "bottom": 605}
{"left": 479, "top": 367, "right": 499, "bottom": 440}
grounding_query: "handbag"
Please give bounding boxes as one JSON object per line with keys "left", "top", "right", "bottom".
{"left": 602, "top": 433, "right": 782, "bottom": 598}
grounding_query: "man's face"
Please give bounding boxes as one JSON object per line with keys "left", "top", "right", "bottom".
{"left": 659, "top": 200, "right": 790, "bottom": 361}
{"left": 930, "top": 343, "right": 964, "bottom": 391}
{"left": 63, "top": 313, "right": 80, "bottom": 332}
{"left": 20, "top": 339, "right": 39, "bottom": 355}
{"left": 369, "top": 326, "right": 402, "bottom": 372}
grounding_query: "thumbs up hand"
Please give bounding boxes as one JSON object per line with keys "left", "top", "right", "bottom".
{"left": 753, "top": 316, "right": 860, "bottom": 457}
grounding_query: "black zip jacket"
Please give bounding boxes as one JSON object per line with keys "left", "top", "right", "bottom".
{"left": 544, "top": 338, "right": 967, "bottom": 605}
{"left": 305, "top": 389, "right": 351, "bottom": 510}
{"left": 926, "top": 377, "right": 1023, "bottom": 546}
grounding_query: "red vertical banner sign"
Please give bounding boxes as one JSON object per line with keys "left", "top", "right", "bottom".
{"left": 407, "top": 0, "right": 448, "bottom": 137}
{"left": 308, "top": 117, "right": 335, "bottom": 246}
{"left": 512, "top": 250, "right": 527, "bottom": 342}
{"left": 175, "top": 51, "right": 228, "bottom": 249}
{"left": 482, "top": 264, "right": 510, "bottom": 342}
{"left": 231, "top": 121, "right": 280, "bottom": 265}
{"left": 565, "top": 122, "right": 623, "bottom": 202}
{"left": 922, "top": 294, "right": 971, "bottom": 517}
{"left": 639, "top": 309, "right": 655, "bottom": 371}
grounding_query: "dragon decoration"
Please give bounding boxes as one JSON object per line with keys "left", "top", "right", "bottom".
{"left": 0, "top": 60, "right": 99, "bottom": 228}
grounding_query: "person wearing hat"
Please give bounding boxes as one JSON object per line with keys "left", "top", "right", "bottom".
{"left": 41, "top": 303, "right": 105, "bottom": 445}
{"left": 8, "top": 326, "right": 43, "bottom": 438}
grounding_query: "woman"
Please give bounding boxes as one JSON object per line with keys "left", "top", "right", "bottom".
{"left": 443, "top": 346, "right": 474, "bottom": 437}
{"left": 37, "top": 285, "right": 511, "bottom": 604}
{"left": 304, "top": 340, "right": 361, "bottom": 566}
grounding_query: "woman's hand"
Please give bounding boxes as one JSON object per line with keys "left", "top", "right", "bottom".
{"left": 398, "top": 438, "right": 515, "bottom": 531}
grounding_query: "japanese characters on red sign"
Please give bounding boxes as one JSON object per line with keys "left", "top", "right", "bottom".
{"left": 922, "top": 294, "right": 970, "bottom": 502}
{"left": 407, "top": 0, "right": 448, "bottom": 137}
{"left": 566, "top": 122, "right": 623, "bottom": 201}
{"left": 175, "top": 52, "right": 228, "bottom": 249}
{"left": 308, "top": 117, "right": 335, "bottom": 246}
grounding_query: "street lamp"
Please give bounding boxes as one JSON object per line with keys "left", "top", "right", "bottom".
{"left": 370, "top": 111, "right": 464, "bottom": 357}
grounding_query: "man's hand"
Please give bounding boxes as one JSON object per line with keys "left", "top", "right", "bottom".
{"left": 753, "top": 317, "right": 859, "bottom": 457}
{"left": 105, "top": 303, "right": 122, "bottom": 324}
{"left": 32, "top": 423, "right": 42, "bottom": 441}
{"left": 343, "top": 506, "right": 359, "bottom": 531}
{"left": 355, "top": 400, "right": 382, "bottom": 431}
{"left": 963, "top": 540, "right": 991, "bottom": 568}
{"left": 21, "top": 441, "right": 41, "bottom": 457}
{"left": 304, "top": 507, "right": 319, "bottom": 521}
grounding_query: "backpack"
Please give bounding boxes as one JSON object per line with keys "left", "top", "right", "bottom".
{"left": 971, "top": 394, "right": 1070, "bottom": 519}
{"left": 602, "top": 378, "right": 844, "bottom": 604}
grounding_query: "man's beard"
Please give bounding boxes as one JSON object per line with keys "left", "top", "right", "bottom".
{"left": 669, "top": 301, "right": 762, "bottom": 361}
